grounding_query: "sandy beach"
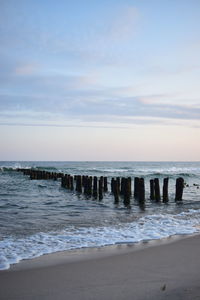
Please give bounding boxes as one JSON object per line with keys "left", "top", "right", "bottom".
{"left": 1, "top": 234, "right": 200, "bottom": 300}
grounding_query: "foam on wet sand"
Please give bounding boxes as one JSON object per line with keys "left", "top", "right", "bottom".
{"left": 1, "top": 234, "right": 200, "bottom": 300}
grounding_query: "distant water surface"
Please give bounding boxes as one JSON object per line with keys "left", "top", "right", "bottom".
{"left": 0, "top": 161, "right": 200, "bottom": 270}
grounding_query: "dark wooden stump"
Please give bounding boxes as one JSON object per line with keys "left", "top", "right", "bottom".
{"left": 98, "top": 178, "right": 103, "bottom": 200}
{"left": 138, "top": 178, "right": 145, "bottom": 202}
{"left": 154, "top": 178, "right": 161, "bottom": 202}
{"left": 150, "top": 179, "right": 155, "bottom": 200}
{"left": 124, "top": 178, "right": 131, "bottom": 206}
{"left": 93, "top": 176, "right": 98, "bottom": 198}
{"left": 134, "top": 177, "right": 140, "bottom": 199}
{"left": 113, "top": 179, "right": 119, "bottom": 203}
{"left": 163, "top": 178, "right": 169, "bottom": 202}
{"left": 76, "top": 175, "right": 82, "bottom": 193}
{"left": 104, "top": 177, "right": 108, "bottom": 192}
{"left": 175, "top": 177, "right": 184, "bottom": 201}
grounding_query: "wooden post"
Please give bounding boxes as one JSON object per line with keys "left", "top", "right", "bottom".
{"left": 113, "top": 179, "right": 119, "bottom": 203}
{"left": 124, "top": 178, "right": 131, "bottom": 206}
{"left": 175, "top": 177, "right": 184, "bottom": 201}
{"left": 150, "top": 179, "right": 155, "bottom": 200}
{"left": 104, "top": 177, "right": 108, "bottom": 192}
{"left": 66, "top": 175, "right": 70, "bottom": 189}
{"left": 98, "top": 178, "right": 103, "bottom": 200}
{"left": 163, "top": 177, "right": 169, "bottom": 202}
{"left": 154, "top": 178, "right": 161, "bottom": 202}
{"left": 88, "top": 176, "right": 93, "bottom": 196}
{"left": 61, "top": 174, "right": 67, "bottom": 188}
{"left": 84, "top": 176, "right": 88, "bottom": 195}
{"left": 111, "top": 178, "right": 115, "bottom": 193}
{"left": 100, "top": 176, "right": 104, "bottom": 192}
{"left": 138, "top": 178, "right": 145, "bottom": 202}
{"left": 93, "top": 176, "right": 98, "bottom": 198}
{"left": 116, "top": 177, "right": 120, "bottom": 194}
{"left": 76, "top": 175, "right": 82, "bottom": 193}
{"left": 82, "top": 176, "right": 85, "bottom": 188}
{"left": 70, "top": 176, "right": 74, "bottom": 190}
{"left": 134, "top": 177, "right": 140, "bottom": 199}
{"left": 120, "top": 177, "right": 125, "bottom": 195}
{"left": 128, "top": 177, "right": 132, "bottom": 195}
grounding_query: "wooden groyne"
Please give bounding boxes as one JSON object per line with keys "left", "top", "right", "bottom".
{"left": 17, "top": 168, "right": 185, "bottom": 203}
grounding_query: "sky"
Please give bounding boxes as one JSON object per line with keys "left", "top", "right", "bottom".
{"left": 0, "top": 0, "right": 200, "bottom": 161}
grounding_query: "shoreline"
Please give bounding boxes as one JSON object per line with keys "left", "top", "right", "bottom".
{"left": 1, "top": 233, "right": 200, "bottom": 299}
{"left": 3, "top": 233, "right": 196, "bottom": 272}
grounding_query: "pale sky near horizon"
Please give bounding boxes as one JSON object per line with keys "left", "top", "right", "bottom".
{"left": 0, "top": 0, "right": 200, "bottom": 161}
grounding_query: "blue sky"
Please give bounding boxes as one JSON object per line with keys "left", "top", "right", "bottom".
{"left": 0, "top": 0, "right": 200, "bottom": 160}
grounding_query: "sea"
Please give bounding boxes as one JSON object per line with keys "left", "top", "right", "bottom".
{"left": 0, "top": 161, "right": 200, "bottom": 270}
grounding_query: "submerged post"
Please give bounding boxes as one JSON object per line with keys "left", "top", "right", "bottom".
{"left": 61, "top": 174, "right": 67, "bottom": 188}
{"left": 150, "top": 179, "right": 155, "bottom": 200}
{"left": 124, "top": 177, "right": 131, "bottom": 206}
{"left": 76, "top": 175, "right": 82, "bottom": 193}
{"left": 175, "top": 177, "right": 184, "bottom": 201}
{"left": 93, "top": 176, "right": 98, "bottom": 198}
{"left": 138, "top": 178, "right": 145, "bottom": 202}
{"left": 111, "top": 178, "right": 114, "bottom": 193}
{"left": 134, "top": 177, "right": 140, "bottom": 199}
{"left": 98, "top": 178, "right": 103, "bottom": 200}
{"left": 154, "top": 178, "right": 161, "bottom": 202}
{"left": 104, "top": 177, "right": 108, "bottom": 192}
{"left": 163, "top": 177, "right": 169, "bottom": 202}
{"left": 113, "top": 179, "right": 119, "bottom": 203}
{"left": 70, "top": 176, "right": 74, "bottom": 190}
{"left": 120, "top": 177, "right": 125, "bottom": 196}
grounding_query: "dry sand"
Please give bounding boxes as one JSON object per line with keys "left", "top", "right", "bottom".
{"left": 1, "top": 234, "right": 200, "bottom": 300}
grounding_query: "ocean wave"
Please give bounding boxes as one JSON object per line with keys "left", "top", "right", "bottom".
{"left": 0, "top": 167, "right": 29, "bottom": 172}
{"left": 1, "top": 209, "right": 200, "bottom": 270}
{"left": 35, "top": 166, "right": 58, "bottom": 171}
{"left": 142, "top": 172, "right": 198, "bottom": 178}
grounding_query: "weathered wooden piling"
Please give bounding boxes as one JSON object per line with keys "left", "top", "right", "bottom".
{"left": 66, "top": 175, "right": 71, "bottom": 189}
{"left": 111, "top": 178, "right": 114, "bottom": 193}
{"left": 120, "top": 177, "right": 125, "bottom": 195}
{"left": 82, "top": 176, "right": 85, "bottom": 188}
{"left": 154, "top": 178, "right": 161, "bottom": 202}
{"left": 30, "top": 170, "right": 36, "bottom": 180}
{"left": 84, "top": 176, "right": 89, "bottom": 195}
{"left": 98, "top": 178, "right": 103, "bottom": 200}
{"left": 175, "top": 177, "right": 184, "bottom": 201}
{"left": 88, "top": 176, "right": 93, "bottom": 196}
{"left": 104, "top": 177, "right": 108, "bottom": 192}
{"left": 76, "top": 175, "right": 82, "bottom": 193}
{"left": 116, "top": 177, "right": 120, "bottom": 194}
{"left": 113, "top": 179, "right": 119, "bottom": 203}
{"left": 100, "top": 176, "right": 104, "bottom": 192}
{"left": 150, "top": 179, "right": 155, "bottom": 200}
{"left": 134, "top": 177, "right": 140, "bottom": 199}
{"left": 61, "top": 174, "right": 67, "bottom": 187}
{"left": 128, "top": 177, "right": 132, "bottom": 194}
{"left": 124, "top": 177, "right": 131, "bottom": 206}
{"left": 70, "top": 176, "right": 74, "bottom": 190}
{"left": 138, "top": 178, "right": 145, "bottom": 202}
{"left": 93, "top": 176, "right": 98, "bottom": 198}
{"left": 163, "top": 177, "right": 169, "bottom": 202}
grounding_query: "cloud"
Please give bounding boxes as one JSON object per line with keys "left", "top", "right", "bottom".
{"left": 0, "top": 55, "right": 200, "bottom": 127}
{"left": 1, "top": 88, "right": 200, "bottom": 128}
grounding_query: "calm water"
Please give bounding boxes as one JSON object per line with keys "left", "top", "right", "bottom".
{"left": 0, "top": 161, "right": 200, "bottom": 270}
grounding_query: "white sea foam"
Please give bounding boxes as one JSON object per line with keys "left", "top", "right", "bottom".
{"left": 1, "top": 209, "right": 200, "bottom": 270}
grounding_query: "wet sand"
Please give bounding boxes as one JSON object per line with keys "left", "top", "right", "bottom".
{"left": 1, "top": 234, "right": 200, "bottom": 300}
